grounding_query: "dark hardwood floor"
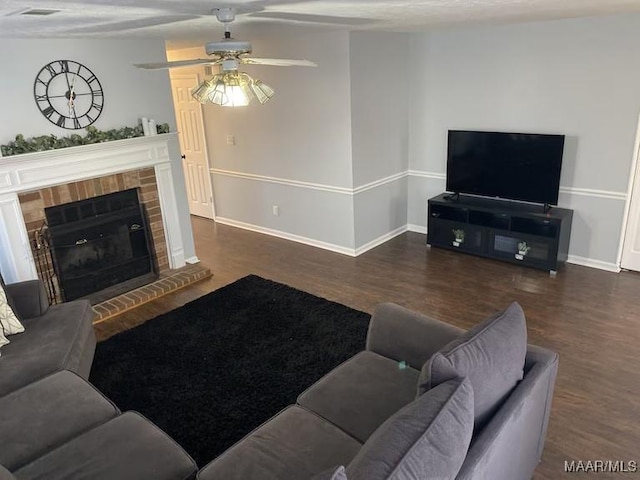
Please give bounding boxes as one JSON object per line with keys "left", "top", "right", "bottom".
{"left": 96, "top": 217, "right": 640, "bottom": 479}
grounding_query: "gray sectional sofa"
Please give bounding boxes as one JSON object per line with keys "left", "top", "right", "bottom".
{"left": 197, "top": 302, "right": 559, "bottom": 480}
{"left": 0, "top": 278, "right": 197, "bottom": 480}
{"left": 0, "top": 279, "right": 95, "bottom": 398}
{"left": 1, "top": 277, "right": 558, "bottom": 480}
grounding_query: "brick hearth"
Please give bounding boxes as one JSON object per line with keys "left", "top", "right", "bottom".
{"left": 92, "top": 262, "right": 211, "bottom": 323}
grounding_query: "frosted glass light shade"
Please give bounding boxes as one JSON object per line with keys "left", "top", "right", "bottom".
{"left": 191, "top": 78, "right": 214, "bottom": 103}
{"left": 191, "top": 71, "right": 275, "bottom": 107}
{"left": 249, "top": 80, "right": 275, "bottom": 104}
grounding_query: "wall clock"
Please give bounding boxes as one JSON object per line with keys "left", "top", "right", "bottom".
{"left": 33, "top": 60, "right": 104, "bottom": 130}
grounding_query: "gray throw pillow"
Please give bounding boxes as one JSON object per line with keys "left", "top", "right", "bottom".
{"left": 346, "top": 378, "right": 474, "bottom": 480}
{"left": 311, "top": 465, "right": 348, "bottom": 480}
{"left": 417, "top": 302, "right": 527, "bottom": 430}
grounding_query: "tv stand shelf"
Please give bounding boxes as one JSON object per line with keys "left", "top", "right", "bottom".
{"left": 427, "top": 193, "right": 573, "bottom": 273}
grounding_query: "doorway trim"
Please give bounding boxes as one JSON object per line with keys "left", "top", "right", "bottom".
{"left": 616, "top": 111, "right": 640, "bottom": 269}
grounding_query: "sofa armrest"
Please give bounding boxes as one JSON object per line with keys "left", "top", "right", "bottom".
{"left": 366, "top": 303, "right": 464, "bottom": 369}
{"left": 4, "top": 280, "right": 50, "bottom": 319}
{"left": 456, "top": 346, "right": 559, "bottom": 480}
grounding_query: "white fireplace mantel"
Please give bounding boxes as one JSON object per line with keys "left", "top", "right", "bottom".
{"left": 0, "top": 133, "right": 186, "bottom": 283}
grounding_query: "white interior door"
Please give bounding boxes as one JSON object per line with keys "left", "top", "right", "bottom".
{"left": 170, "top": 72, "right": 215, "bottom": 219}
{"left": 621, "top": 115, "right": 640, "bottom": 271}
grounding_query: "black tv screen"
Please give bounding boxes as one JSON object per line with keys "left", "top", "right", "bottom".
{"left": 446, "top": 130, "right": 565, "bottom": 205}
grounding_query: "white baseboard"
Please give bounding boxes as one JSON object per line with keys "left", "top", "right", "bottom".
{"left": 566, "top": 255, "right": 621, "bottom": 273}
{"left": 216, "top": 219, "right": 411, "bottom": 257}
{"left": 215, "top": 217, "right": 356, "bottom": 257}
{"left": 354, "top": 226, "right": 408, "bottom": 256}
{"left": 407, "top": 224, "right": 428, "bottom": 234}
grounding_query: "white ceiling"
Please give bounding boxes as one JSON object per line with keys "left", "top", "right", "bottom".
{"left": 2, "top": 0, "right": 640, "bottom": 42}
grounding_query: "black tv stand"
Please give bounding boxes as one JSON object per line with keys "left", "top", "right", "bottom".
{"left": 427, "top": 193, "right": 573, "bottom": 274}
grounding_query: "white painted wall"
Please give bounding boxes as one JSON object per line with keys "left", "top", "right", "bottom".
{"left": 0, "top": 38, "right": 196, "bottom": 261}
{"left": 407, "top": 14, "right": 640, "bottom": 268}
{"left": 350, "top": 32, "right": 410, "bottom": 249}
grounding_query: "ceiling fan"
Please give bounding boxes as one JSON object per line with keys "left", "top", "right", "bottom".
{"left": 134, "top": 7, "right": 317, "bottom": 107}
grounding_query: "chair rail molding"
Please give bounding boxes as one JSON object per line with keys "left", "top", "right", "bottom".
{"left": 210, "top": 168, "right": 408, "bottom": 195}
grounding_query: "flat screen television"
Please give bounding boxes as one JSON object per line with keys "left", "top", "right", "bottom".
{"left": 446, "top": 130, "right": 565, "bottom": 205}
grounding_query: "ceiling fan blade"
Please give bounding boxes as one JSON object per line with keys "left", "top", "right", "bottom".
{"left": 66, "top": 15, "right": 199, "bottom": 34}
{"left": 249, "top": 11, "right": 376, "bottom": 26}
{"left": 240, "top": 57, "right": 317, "bottom": 67}
{"left": 135, "top": 59, "right": 220, "bottom": 70}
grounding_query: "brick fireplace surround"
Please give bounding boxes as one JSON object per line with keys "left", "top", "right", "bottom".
{"left": 19, "top": 167, "right": 171, "bottom": 296}
{"left": 0, "top": 134, "right": 211, "bottom": 322}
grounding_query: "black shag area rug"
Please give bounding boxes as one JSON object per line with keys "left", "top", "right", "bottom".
{"left": 89, "top": 275, "right": 370, "bottom": 467}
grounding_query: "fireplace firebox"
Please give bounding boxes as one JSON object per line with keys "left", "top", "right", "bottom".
{"left": 44, "top": 189, "right": 157, "bottom": 303}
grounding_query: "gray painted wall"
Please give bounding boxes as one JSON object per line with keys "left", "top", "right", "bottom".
{"left": 0, "top": 39, "right": 176, "bottom": 142}
{"left": 350, "top": 32, "right": 410, "bottom": 249}
{"left": 354, "top": 178, "right": 409, "bottom": 248}
{"left": 407, "top": 14, "right": 640, "bottom": 267}
{"left": 170, "top": 31, "right": 414, "bottom": 252}
{"left": 212, "top": 174, "right": 355, "bottom": 249}
{"left": 0, "top": 39, "right": 196, "bottom": 261}
{"left": 175, "top": 30, "right": 358, "bottom": 250}
{"left": 350, "top": 32, "right": 410, "bottom": 186}
{"left": 169, "top": 14, "right": 640, "bottom": 268}
{"left": 202, "top": 30, "right": 353, "bottom": 188}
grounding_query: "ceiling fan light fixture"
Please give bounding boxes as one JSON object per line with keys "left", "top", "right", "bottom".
{"left": 191, "top": 78, "right": 215, "bottom": 103}
{"left": 215, "top": 72, "right": 252, "bottom": 107}
{"left": 192, "top": 71, "right": 274, "bottom": 107}
{"left": 249, "top": 79, "right": 275, "bottom": 105}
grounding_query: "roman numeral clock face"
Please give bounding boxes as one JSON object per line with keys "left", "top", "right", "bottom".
{"left": 33, "top": 60, "right": 104, "bottom": 130}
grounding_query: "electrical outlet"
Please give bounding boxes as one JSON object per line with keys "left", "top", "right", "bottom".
{"left": 272, "top": 205, "right": 280, "bottom": 216}
{"left": 226, "top": 135, "right": 236, "bottom": 146}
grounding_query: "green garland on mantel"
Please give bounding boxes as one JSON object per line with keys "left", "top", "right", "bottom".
{"left": 1, "top": 123, "right": 171, "bottom": 157}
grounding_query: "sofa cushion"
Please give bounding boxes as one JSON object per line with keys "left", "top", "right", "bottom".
{"left": 0, "top": 370, "right": 119, "bottom": 470}
{"left": 197, "top": 406, "right": 362, "bottom": 480}
{"left": 1, "top": 283, "right": 24, "bottom": 336}
{"left": 417, "top": 302, "right": 527, "bottom": 430}
{"left": 15, "top": 411, "right": 197, "bottom": 480}
{"left": 346, "top": 378, "right": 474, "bottom": 480}
{"left": 0, "top": 299, "right": 95, "bottom": 397}
{"left": 298, "top": 351, "right": 420, "bottom": 442}
{"left": 311, "top": 466, "right": 348, "bottom": 480}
